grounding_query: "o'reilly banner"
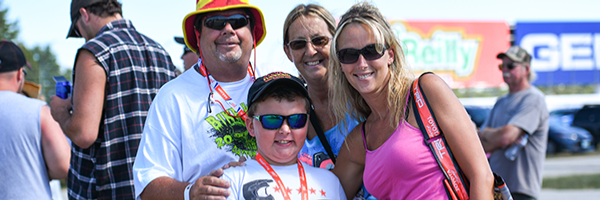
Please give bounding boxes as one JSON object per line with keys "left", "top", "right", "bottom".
{"left": 390, "top": 21, "right": 510, "bottom": 89}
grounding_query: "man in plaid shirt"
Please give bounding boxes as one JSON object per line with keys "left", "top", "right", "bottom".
{"left": 50, "top": 0, "right": 177, "bottom": 199}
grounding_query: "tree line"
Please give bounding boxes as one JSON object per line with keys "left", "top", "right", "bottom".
{"left": 1, "top": 0, "right": 72, "bottom": 103}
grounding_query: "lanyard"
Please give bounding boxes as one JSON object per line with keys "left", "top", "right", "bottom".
{"left": 255, "top": 153, "right": 308, "bottom": 200}
{"left": 197, "top": 60, "right": 255, "bottom": 120}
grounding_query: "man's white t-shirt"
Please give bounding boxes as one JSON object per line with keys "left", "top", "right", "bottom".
{"left": 222, "top": 159, "right": 346, "bottom": 200}
{"left": 133, "top": 68, "right": 257, "bottom": 199}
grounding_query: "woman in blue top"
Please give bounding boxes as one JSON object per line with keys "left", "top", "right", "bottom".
{"left": 282, "top": 4, "right": 359, "bottom": 170}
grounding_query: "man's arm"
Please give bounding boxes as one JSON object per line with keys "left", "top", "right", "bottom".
{"left": 40, "top": 105, "right": 71, "bottom": 179}
{"left": 479, "top": 125, "right": 526, "bottom": 153}
{"left": 140, "top": 170, "right": 231, "bottom": 200}
{"left": 50, "top": 49, "right": 106, "bottom": 149}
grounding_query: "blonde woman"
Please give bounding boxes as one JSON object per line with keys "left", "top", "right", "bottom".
{"left": 330, "top": 2, "right": 494, "bottom": 200}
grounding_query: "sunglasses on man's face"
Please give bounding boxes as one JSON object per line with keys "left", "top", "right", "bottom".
{"left": 204, "top": 14, "right": 249, "bottom": 30}
{"left": 252, "top": 114, "right": 309, "bottom": 130}
{"left": 337, "top": 43, "right": 387, "bottom": 64}
{"left": 286, "top": 36, "right": 331, "bottom": 50}
{"left": 73, "top": 14, "right": 81, "bottom": 37}
{"left": 498, "top": 62, "right": 519, "bottom": 71}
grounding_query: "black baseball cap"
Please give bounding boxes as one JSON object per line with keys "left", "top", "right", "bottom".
{"left": 247, "top": 72, "right": 308, "bottom": 109}
{"left": 174, "top": 36, "right": 193, "bottom": 54}
{"left": 67, "top": 0, "right": 104, "bottom": 38}
{"left": 0, "top": 41, "right": 27, "bottom": 73}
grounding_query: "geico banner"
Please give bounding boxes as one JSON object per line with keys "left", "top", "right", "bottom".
{"left": 515, "top": 22, "right": 600, "bottom": 86}
{"left": 390, "top": 21, "right": 510, "bottom": 88}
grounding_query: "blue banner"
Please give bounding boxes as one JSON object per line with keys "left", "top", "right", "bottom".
{"left": 515, "top": 22, "right": 600, "bottom": 86}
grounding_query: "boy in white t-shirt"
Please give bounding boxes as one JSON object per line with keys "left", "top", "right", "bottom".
{"left": 221, "top": 72, "right": 346, "bottom": 200}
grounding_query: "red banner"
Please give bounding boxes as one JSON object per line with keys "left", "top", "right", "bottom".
{"left": 390, "top": 21, "right": 510, "bottom": 88}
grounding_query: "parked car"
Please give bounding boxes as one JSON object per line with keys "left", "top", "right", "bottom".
{"left": 549, "top": 108, "right": 580, "bottom": 126}
{"left": 464, "top": 106, "right": 595, "bottom": 154}
{"left": 547, "top": 116, "right": 595, "bottom": 154}
{"left": 464, "top": 105, "right": 491, "bottom": 128}
{"left": 572, "top": 105, "right": 600, "bottom": 146}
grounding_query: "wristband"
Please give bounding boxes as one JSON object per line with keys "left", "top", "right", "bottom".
{"left": 184, "top": 183, "right": 193, "bottom": 200}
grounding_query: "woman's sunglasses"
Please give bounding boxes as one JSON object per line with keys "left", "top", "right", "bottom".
{"left": 204, "top": 14, "right": 249, "bottom": 30}
{"left": 252, "top": 114, "right": 309, "bottom": 130}
{"left": 498, "top": 62, "right": 518, "bottom": 70}
{"left": 337, "top": 43, "right": 387, "bottom": 64}
{"left": 286, "top": 36, "right": 331, "bottom": 50}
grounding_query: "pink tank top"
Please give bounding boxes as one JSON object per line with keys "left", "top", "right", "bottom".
{"left": 362, "top": 100, "right": 448, "bottom": 199}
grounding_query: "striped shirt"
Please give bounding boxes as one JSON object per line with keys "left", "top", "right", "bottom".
{"left": 68, "top": 19, "right": 176, "bottom": 200}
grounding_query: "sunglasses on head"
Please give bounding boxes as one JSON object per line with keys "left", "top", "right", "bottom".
{"left": 204, "top": 14, "right": 249, "bottom": 30}
{"left": 337, "top": 43, "right": 387, "bottom": 64}
{"left": 287, "top": 36, "right": 331, "bottom": 50}
{"left": 252, "top": 114, "right": 309, "bottom": 130}
{"left": 498, "top": 62, "right": 519, "bottom": 70}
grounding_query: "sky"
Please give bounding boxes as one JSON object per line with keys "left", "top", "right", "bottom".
{"left": 2, "top": 0, "right": 600, "bottom": 74}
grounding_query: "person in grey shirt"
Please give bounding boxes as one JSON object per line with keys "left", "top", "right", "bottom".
{"left": 479, "top": 46, "right": 549, "bottom": 200}
{"left": 0, "top": 41, "right": 71, "bottom": 199}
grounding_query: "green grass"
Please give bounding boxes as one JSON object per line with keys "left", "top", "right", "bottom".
{"left": 543, "top": 173, "right": 600, "bottom": 189}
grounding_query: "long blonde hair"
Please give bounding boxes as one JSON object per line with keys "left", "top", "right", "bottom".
{"left": 329, "top": 2, "right": 414, "bottom": 130}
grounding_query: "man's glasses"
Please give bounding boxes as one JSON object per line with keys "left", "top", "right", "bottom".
{"left": 73, "top": 14, "right": 81, "bottom": 37}
{"left": 183, "top": 46, "right": 193, "bottom": 56}
{"left": 337, "top": 43, "right": 387, "bottom": 64}
{"left": 498, "top": 62, "right": 518, "bottom": 70}
{"left": 252, "top": 114, "right": 309, "bottom": 130}
{"left": 22, "top": 69, "right": 27, "bottom": 77}
{"left": 204, "top": 14, "right": 249, "bottom": 30}
{"left": 286, "top": 36, "right": 331, "bottom": 50}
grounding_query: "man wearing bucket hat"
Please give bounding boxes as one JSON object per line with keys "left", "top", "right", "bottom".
{"left": 133, "top": 0, "right": 267, "bottom": 199}
{"left": 0, "top": 41, "right": 71, "bottom": 199}
{"left": 50, "top": 0, "right": 177, "bottom": 199}
{"left": 479, "top": 46, "right": 548, "bottom": 200}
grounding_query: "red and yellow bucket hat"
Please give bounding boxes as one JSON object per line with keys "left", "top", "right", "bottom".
{"left": 182, "top": 0, "right": 266, "bottom": 54}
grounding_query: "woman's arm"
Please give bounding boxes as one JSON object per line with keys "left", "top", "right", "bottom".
{"left": 418, "top": 73, "right": 494, "bottom": 200}
{"left": 332, "top": 125, "right": 366, "bottom": 200}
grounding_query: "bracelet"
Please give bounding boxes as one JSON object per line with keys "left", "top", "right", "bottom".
{"left": 184, "top": 183, "right": 193, "bottom": 200}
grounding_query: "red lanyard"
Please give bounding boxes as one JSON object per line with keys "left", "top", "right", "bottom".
{"left": 197, "top": 61, "right": 255, "bottom": 120}
{"left": 255, "top": 153, "right": 308, "bottom": 200}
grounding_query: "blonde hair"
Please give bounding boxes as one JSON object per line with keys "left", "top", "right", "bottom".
{"left": 282, "top": 4, "right": 336, "bottom": 46}
{"left": 329, "top": 2, "right": 414, "bottom": 130}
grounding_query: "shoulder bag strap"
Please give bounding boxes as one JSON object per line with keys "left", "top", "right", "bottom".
{"left": 410, "top": 72, "right": 470, "bottom": 200}
{"left": 309, "top": 106, "right": 337, "bottom": 164}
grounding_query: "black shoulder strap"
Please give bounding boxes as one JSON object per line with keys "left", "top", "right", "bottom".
{"left": 309, "top": 107, "right": 337, "bottom": 164}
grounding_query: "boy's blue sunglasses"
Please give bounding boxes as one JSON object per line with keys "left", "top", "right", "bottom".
{"left": 252, "top": 114, "right": 309, "bottom": 130}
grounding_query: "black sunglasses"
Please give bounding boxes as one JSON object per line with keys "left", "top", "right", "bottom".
{"left": 204, "top": 14, "right": 249, "bottom": 30}
{"left": 498, "top": 62, "right": 519, "bottom": 70}
{"left": 252, "top": 114, "right": 309, "bottom": 130}
{"left": 337, "top": 43, "right": 387, "bottom": 64}
{"left": 286, "top": 36, "right": 331, "bottom": 50}
{"left": 183, "top": 46, "right": 193, "bottom": 55}
{"left": 73, "top": 14, "right": 81, "bottom": 37}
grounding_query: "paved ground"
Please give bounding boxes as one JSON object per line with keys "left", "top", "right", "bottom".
{"left": 543, "top": 153, "right": 600, "bottom": 178}
{"left": 539, "top": 189, "right": 600, "bottom": 200}
{"left": 539, "top": 152, "right": 600, "bottom": 200}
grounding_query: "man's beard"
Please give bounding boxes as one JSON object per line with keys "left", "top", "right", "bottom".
{"left": 218, "top": 50, "right": 242, "bottom": 63}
